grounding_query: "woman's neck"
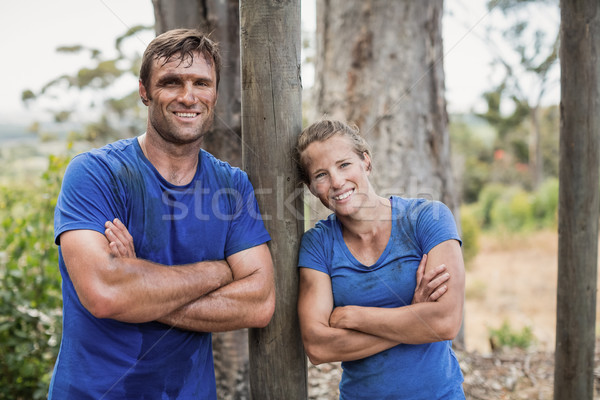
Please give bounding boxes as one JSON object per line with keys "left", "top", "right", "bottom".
{"left": 337, "top": 195, "right": 391, "bottom": 239}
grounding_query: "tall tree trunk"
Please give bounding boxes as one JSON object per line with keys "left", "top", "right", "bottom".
{"left": 554, "top": 0, "right": 600, "bottom": 398}
{"left": 153, "top": 2, "right": 248, "bottom": 399}
{"left": 313, "top": 0, "right": 463, "bottom": 345}
{"left": 241, "top": 1, "right": 307, "bottom": 398}
{"left": 153, "top": 0, "right": 242, "bottom": 166}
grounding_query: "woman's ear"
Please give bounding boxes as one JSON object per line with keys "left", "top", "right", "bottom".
{"left": 363, "top": 152, "right": 372, "bottom": 174}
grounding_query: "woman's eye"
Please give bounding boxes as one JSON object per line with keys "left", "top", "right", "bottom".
{"left": 340, "top": 162, "right": 350, "bottom": 168}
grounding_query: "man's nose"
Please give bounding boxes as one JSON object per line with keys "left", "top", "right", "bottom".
{"left": 179, "top": 83, "right": 198, "bottom": 105}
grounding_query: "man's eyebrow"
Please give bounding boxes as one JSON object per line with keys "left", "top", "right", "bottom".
{"left": 156, "top": 74, "right": 180, "bottom": 84}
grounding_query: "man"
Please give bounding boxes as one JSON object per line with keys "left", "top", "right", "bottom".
{"left": 48, "top": 29, "right": 275, "bottom": 399}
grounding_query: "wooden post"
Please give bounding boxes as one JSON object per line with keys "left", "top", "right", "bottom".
{"left": 240, "top": 0, "right": 307, "bottom": 399}
{"left": 554, "top": 0, "right": 600, "bottom": 398}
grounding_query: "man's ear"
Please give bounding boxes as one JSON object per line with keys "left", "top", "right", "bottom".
{"left": 139, "top": 80, "right": 149, "bottom": 105}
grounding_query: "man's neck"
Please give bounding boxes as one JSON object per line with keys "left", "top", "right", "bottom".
{"left": 138, "top": 133, "right": 201, "bottom": 186}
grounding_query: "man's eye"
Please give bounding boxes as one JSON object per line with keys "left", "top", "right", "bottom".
{"left": 160, "top": 80, "right": 178, "bottom": 87}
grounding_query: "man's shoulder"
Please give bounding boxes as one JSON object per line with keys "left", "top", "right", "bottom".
{"left": 199, "top": 149, "right": 249, "bottom": 186}
{"left": 71, "top": 138, "right": 138, "bottom": 166}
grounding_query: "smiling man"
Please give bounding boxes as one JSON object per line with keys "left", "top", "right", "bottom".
{"left": 48, "top": 29, "right": 275, "bottom": 399}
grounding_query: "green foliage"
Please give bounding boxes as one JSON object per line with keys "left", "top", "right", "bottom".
{"left": 490, "top": 187, "right": 534, "bottom": 232}
{"left": 0, "top": 153, "right": 70, "bottom": 399}
{"left": 460, "top": 205, "right": 480, "bottom": 267}
{"left": 478, "top": 83, "right": 530, "bottom": 139}
{"left": 489, "top": 320, "right": 535, "bottom": 351}
{"left": 474, "top": 183, "right": 506, "bottom": 229}
{"left": 449, "top": 115, "right": 495, "bottom": 203}
{"left": 22, "top": 25, "right": 153, "bottom": 143}
{"left": 471, "top": 178, "right": 558, "bottom": 233}
{"left": 531, "top": 177, "right": 558, "bottom": 228}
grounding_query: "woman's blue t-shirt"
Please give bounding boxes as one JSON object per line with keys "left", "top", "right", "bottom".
{"left": 299, "top": 197, "right": 465, "bottom": 400}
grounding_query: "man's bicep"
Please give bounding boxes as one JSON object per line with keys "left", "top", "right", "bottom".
{"left": 226, "top": 243, "right": 274, "bottom": 280}
{"left": 60, "top": 230, "right": 112, "bottom": 307}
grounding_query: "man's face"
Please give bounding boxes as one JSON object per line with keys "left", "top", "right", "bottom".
{"left": 140, "top": 52, "right": 218, "bottom": 145}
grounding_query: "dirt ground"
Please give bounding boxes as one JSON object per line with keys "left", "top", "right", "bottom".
{"left": 307, "top": 230, "right": 600, "bottom": 399}
{"left": 464, "top": 230, "right": 563, "bottom": 354}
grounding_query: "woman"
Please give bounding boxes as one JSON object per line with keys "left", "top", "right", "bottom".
{"left": 296, "top": 119, "right": 465, "bottom": 399}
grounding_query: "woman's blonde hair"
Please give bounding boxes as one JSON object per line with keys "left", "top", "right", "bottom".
{"left": 296, "top": 119, "right": 372, "bottom": 184}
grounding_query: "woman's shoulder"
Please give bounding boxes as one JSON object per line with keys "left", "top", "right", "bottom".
{"left": 390, "top": 196, "right": 452, "bottom": 220}
{"left": 302, "top": 213, "right": 338, "bottom": 243}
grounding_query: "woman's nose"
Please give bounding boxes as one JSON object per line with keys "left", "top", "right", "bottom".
{"left": 330, "top": 171, "right": 345, "bottom": 189}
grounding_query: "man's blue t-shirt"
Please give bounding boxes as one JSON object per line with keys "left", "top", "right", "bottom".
{"left": 49, "top": 137, "right": 271, "bottom": 399}
{"left": 298, "top": 197, "right": 465, "bottom": 400}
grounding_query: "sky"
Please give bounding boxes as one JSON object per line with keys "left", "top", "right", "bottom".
{"left": 0, "top": 0, "right": 559, "bottom": 127}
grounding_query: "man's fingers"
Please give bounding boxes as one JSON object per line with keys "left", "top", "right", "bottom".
{"left": 113, "top": 218, "right": 134, "bottom": 242}
{"left": 415, "top": 254, "right": 427, "bottom": 285}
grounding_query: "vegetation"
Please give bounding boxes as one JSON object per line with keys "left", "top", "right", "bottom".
{"left": 0, "top": 151, "right": 70, "bottom": 399}
{"left": 22, "top": 26, "right": 153, "bottom": 143}
{"left": 0, "top": 1, "right": 564, "bottom": 393}
{"left": 489, "top": 320, "right": 535, "bottom": 351}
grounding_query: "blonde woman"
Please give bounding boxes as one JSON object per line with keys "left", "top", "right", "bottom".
{"left": 296, "top": 119, "right": 465, "bottom": 399}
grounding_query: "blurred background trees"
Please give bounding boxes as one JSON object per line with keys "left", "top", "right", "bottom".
{"left": 0, "top": 0, "right": 564, "bottom": 398}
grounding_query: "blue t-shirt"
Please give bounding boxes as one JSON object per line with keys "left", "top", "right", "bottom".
{"left": 49, "top": 137, "right": 271, "bottom": 399}
{"left": 298, "top": 197, "right": 464, "bottom": 400}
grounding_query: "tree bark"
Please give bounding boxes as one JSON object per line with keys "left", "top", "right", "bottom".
{"left": 554, "top": 0, "right": 600, "bottom": 398}
{"left": 313, "top": 0, "right": 463, "bottom": 345}
{"left": 240, "top": 0, "right": 307, "bottom": 398}
{"left": 152, "top": 2, "right": 248, "bottom": 399}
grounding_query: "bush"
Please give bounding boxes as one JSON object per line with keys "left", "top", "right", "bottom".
{"left": 473, "top": 180, "right": 559, "bottom": 233}
{"left": 489, "top": 320, "right": 535, "bottom": 351}
{"left": 531, "top": 178, "right": 558, "bottom": 229}
{"left": 0, "top": 153, "right": 69, "bottom": 399}
{"left": 475, "top": 183, "right": 506, "bottom": 229}
{"left": 460, "top": 205, "right": 480, "bottom": 267}
{"left": 489, "top": 188, "right": 534, "bottom": 232}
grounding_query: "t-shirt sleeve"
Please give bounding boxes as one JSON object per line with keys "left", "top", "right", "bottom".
{"left": 224, "top": 170, "right": 271, "bottom": 257}
{"left": 415, "top": 200, "right": 462, "bottom": 254}
{"left": 54, "top": 153, "right": 123, "bottom": 245}
{"left": 298, "top": 224, "right": 330, "bottom": 275}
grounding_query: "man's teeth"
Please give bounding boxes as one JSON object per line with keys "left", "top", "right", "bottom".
{"left": 176, "top": 112, "right": 197, "bottom": 118}
{"left": 334, "top": 190, "right": 353, "bottom": 200}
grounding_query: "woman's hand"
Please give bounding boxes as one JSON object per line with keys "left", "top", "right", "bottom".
{"left": 104, "top": 218, "right": 136, "bottom": 258}
{"left": 330, "top": 254, "right": 451, "bottom": 330}
{"left": 412, "top": 254, "right": 449, "bottom": 304}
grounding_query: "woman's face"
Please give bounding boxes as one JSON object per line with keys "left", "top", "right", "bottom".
{"left": 302, "top": 134, "right": 372, "bottom": 215}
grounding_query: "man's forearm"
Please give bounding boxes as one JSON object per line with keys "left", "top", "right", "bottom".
{"left": 89, "top": 257, "right": 233, "bottom": 323}
{"left": 157, "top": 269, "right": 275, "bottom": 332}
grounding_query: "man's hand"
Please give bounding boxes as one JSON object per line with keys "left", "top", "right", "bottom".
{"left": 412, "top": 254, "right": 450, "bottom": 304}
{"left": 105, "top": 218, "right": 136, "bottom": 258}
